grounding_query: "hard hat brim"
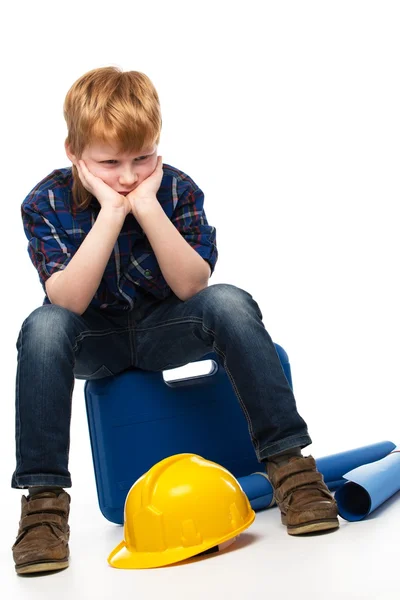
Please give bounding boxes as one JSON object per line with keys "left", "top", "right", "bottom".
{"left": 107, "top": 509, "right": 255, "bottom": 569}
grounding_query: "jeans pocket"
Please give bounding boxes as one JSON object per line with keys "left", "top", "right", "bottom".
{"left": 75, "top": 364, "right": 115, "bottom": 380}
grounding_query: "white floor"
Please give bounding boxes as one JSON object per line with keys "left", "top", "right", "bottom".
{"left": 2, "top": 379, "right": 399, "bottom": 599}
{"left": 2, "top": 470, "right": 399, "bottom": 600}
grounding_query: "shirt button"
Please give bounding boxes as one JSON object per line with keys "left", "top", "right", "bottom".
{"left": 144, "top": 269, "right": 152, "bottom": 277}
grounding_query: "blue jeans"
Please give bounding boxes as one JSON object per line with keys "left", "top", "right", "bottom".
{"left": 12, "top": 283, "right": 311, "bottom": 488}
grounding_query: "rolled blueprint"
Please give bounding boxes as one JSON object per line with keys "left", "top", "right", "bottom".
{"left": 315, "top": 440, "right": 396, "bottom": 490}
{"left": 237, "top": 473, "right": 275, "bottom": 510}
{"left": 335, "top": 447, "right": 400, "bottom": 521}
{"left": 238, "top": 441, "right": 396, "bottom": 512}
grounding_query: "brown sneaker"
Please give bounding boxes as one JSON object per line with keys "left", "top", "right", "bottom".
{"left": 266, "top": 455, "right": 339, "bottom": 535}
{"left": 12, "top": 491, "right": 70, "bottom": 574}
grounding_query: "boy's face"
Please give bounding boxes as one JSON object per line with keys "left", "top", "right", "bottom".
{"left": 70, "top": 141, "right": 158, "bottom": 195}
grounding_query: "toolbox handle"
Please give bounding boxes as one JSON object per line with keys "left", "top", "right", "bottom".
{"left": 162, "top": 352, "right": 220, "bottom": 388}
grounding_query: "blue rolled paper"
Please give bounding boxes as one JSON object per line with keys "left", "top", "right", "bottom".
{"left": 237, "top": 441, "right": 396, "bottom": 512}
{"left": 335, "top": 447, "right": 400, "bottom": 521}
{"left": 237, "top": 473, "right": 275, "bottom": 510}
{"left": 315, "top": 440, "right": 396, "bottom": 490}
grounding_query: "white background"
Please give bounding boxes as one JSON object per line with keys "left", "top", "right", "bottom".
{"left": 0, "top": 1, "right": 399, "bottom": 597}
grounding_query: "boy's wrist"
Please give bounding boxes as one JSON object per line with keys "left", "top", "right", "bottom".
{"left": 131, "top": 195, "right": 161, "bottom": 220}
{"left": 98, "top": 204, "right": 127, "bottom": 224}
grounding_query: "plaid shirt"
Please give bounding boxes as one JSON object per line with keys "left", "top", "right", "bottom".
{"left": 22, "top": 164, "right": 218, "bottom": 311}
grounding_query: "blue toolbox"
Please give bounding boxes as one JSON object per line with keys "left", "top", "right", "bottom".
{"left": 85, "top": 344, "right": 292, "bottom": 524}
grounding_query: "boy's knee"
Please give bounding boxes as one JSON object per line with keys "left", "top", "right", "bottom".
{"left": 18, "top": 305, "right": 76, "bottom": 345}
{"left": 201, "top": 283, "right": 252, "bottom": 310}
{"left": 200, "top": 284, "right": 262, "bottom": 320}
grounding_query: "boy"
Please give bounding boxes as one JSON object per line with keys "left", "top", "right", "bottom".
{"left": 12, "top": 66, "right": 338, "bottom": 575}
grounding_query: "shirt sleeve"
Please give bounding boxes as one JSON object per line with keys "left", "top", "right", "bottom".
{"left": 22, "top": 199, "right": 74, "bottom": 288}
{"left": 171, "top": 181, "right": 218, "bottom": 274}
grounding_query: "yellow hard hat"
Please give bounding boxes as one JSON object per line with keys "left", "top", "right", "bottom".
{"left": 108, "top": 453, "right": 255, "bottom": 569}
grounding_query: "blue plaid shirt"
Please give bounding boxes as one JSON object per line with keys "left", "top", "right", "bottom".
{"left": 22, "top": 164, "right": 218, "bottom": 311}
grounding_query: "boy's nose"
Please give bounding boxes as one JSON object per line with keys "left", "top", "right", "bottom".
{"left": 119, "top": 167, "right": 138, "bottom": 187}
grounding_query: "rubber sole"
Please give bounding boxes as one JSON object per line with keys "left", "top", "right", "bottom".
{"left": 16, "top": 559, "right": 69, "bottom": 575}
{"left": 286, "top": 518, "right": 340, "bottom": 535}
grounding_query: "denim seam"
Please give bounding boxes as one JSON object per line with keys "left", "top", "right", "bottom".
{"left": 212, "top": 344, "right": 258, "bottom": 453}
{"left": 72, "top": 327, "right": 133, "bottom": 352}
{"left": 128, "top": 313, "right": 136, "bottom": 366}
{"left": 14, "top": 474, "right": 72, "bottom": 488}
{"left": 200, "top": 323, "right": 259, "bottom": 455}
{"left": 258, "top": 434, "right": 312, "bottom": 461}
{"left": 14, "top": 322, "right": 24, "bottom": 478}
{"left": 134, "top": 317, "right": 203, "bottom": 332}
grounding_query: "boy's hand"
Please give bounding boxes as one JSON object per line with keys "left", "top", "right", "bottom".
{"left": 76, "top": 161, "right": 131, "bottom": 218}
{"left": 127, "top": 156, "right": 164, "bottom": 217}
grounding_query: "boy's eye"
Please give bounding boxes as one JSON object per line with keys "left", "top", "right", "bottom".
{"left": 101, "top": 156, "right": 148, "bottom": 164}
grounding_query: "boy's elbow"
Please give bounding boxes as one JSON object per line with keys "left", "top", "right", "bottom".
{"left": 179, "top": 281, "right": 209, "bottom": 302}
{"left": 47, "top": 297, "right": 87, "bottom": 316}
{"left": 45, "top": 271, "right": 90, "bottom": 315}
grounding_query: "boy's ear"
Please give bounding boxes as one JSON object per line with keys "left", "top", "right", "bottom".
{"left": 65, "top": 140, "right": 77, "bottom": 165}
